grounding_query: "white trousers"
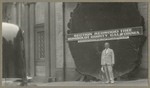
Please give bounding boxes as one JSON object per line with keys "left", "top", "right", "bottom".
{"left": 102, "top": 65, "right": 114, "bottom": 81}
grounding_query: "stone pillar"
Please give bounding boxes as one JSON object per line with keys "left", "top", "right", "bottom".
{"left": 23, "top": 3, "right": 30, "bottom": 76}
{"left": 137, "top": 2, "right": 148, "bottom": 78}
{"left": 49, "top": 2, "right": 57, "bottom": 81}
{"left": 44, "top": 2, "right": 57, "bottom": 82}
{"left": 55, "top": 2, "right": 64, "bottom": 81}
{"left": 29, "top": 3, "right": 36, "bottom": 77}
{"left": 138, "top": 3, "right": 148, "bottom": 70}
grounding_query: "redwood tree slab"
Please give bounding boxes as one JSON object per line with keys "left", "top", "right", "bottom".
{"left": 67, "top": 2, "right": 146, "bottom": 80}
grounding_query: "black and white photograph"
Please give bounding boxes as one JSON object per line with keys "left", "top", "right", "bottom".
{"left": 1, "top": 1, "right": 149, "bottom": 86}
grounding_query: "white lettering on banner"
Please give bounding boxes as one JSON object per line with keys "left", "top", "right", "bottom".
{"left": 67, "top": 26, "right": 143, "bottom": 43}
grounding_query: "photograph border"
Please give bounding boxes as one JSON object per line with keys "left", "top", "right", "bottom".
{"left": 0, "top": 0, "right": 149, "bottom": 88}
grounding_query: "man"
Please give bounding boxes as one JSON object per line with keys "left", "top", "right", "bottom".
{"left": 101, "top": 42, "right": 115, "bottom": 83}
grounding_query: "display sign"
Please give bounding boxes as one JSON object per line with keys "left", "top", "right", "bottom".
{"left": 67, "top": 26, "right": 143, "bottom": 43}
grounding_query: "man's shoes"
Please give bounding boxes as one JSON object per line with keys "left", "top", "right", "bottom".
{"left": 110, "top": 80, "right": 114, "bottom": 84}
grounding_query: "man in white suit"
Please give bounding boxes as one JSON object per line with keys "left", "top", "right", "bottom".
{"left": 101, "top": 42, "right": 115, "bottom": 83}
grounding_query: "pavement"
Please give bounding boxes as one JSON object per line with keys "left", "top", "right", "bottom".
{"left": 2, "top": 78, "right": 148, "bottom": 86}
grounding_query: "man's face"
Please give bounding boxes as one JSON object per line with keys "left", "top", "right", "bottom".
{"left": 104, "top": 43, "right": 109, "bottom": 49}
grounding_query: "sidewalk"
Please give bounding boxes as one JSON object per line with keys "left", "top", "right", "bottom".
{"left": 28, "top": 79, "right": 148, "bottom": 86}
{"left": 2, "top": 78, "right": 148, "bottom": 86}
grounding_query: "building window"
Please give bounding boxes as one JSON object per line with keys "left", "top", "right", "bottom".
{"left": 37, "top": 31, "right": 45, "bottom": 59}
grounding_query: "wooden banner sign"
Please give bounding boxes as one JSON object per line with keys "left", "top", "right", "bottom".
{"left": 67, "top": 26, "right": 143, "bottom": 43}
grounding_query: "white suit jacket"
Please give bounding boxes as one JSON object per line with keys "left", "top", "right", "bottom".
{"left": 101, "top": 48, "right": 115, "bottom": 65}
